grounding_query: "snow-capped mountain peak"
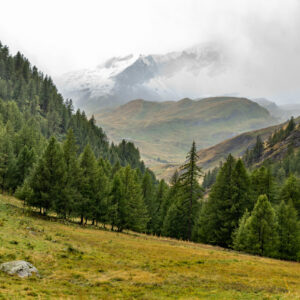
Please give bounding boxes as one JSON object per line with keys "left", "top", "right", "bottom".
{"left": 55, "top": 43, "right": 228, "bottom": 113}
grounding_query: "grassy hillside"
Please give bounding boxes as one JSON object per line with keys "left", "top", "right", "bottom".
{"left": 95, "top": 97, "right": 276, "bottom": 178}
{"left": 159, "top": 117, "right": 300, "bottom": 181}
{"left": 0, "top": 195, "right": 299, "bottom": 299}
{"left": 195, "top": 124, "right": 281, "bottom": 171}
{"left": 194, "top": 116, "right": 300, "bottom": 172}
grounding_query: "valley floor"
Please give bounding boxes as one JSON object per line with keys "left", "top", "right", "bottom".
{"left": 0, "top": 195, "right": 299, "bottom": 299}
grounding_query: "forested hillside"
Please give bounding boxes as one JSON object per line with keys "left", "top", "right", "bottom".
{"left": 0, "top": 41, "right": 148, "bottom": 170}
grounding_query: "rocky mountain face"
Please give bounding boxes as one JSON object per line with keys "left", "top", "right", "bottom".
{"left": 55, "top": 43, "right": 227, "bottom": 113}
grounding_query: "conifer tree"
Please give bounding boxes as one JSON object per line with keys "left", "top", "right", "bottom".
{"left": 14, "top": 145, "right": 36, "bottom": 190}
{"left": 29, "top": 136, "right": 66, "bottom": 215}
{"left": 78, "top": 144, "right": 98, "bottom": 224}
{"left": 15, "top": 178, "right": 33, "bottom": 207}
{"left": 178, "top": 141, "right": 203, "bottom": 240}
{"left": 94, "top": 164, "right": 110, "bottom": 227}
{"left": 197, "top": 154, "right": 236, "bottom": 246}
{"left": 286, "top": 116, "right": 295, "bottom": 134}
{"left": 242, "top": 195, "right": 279, "bottom": 257}
{"left": 162, "top": 171, "right": 183, "bottom": 238}
{"left": 122, "top": 166, "right": 149, "bottom": 232}
{"left": 98, "top": 157, "right": 112, "bottom": 178}
{"left": 62, "top": 129, "right": 81, "bottom": 218}
{"left": 142, "top": 170, "right": 155, "bottom": 231}
{"left": 196, "top": 157, "right": 251, "bottom": 246}
{"left": 252, "top": 135, "right": 264, "bottom": 161}
{"left": 0, "top": 131, "right": 15, "bottom": 192}
{"left": 277, "top": 200, "right": 300, "bottom": 260}
{"left": 162, "top": 200, "right": 183, "bottom": 239}
{"left": 109, "top": 171, "right": 126, "bottom": 231}
{"left": 151, "top": 179, "right": 169, "bottom": 235}
{"left": 232, "top": 210, "right": 251, "bottom": 252}
{"left": 231, "top": 159, "right": 253, "bottom": 220}
{"left": 251, "top": 166, "right": 276, "bottom": 203}
{"left": 280, "top": 174, "right": 300, "bottom": 215}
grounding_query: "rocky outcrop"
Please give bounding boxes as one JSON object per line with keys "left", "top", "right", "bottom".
{"left": 0, "top": 260, "right": 39, "bottom": 278}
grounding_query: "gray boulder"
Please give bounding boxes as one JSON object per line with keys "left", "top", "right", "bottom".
{"left": 0, "top": 260, "right": 39, "bottom": 278}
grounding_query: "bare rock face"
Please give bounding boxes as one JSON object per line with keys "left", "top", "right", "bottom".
{"left": 0, "top": 260, "right": 39, "bottom": 278}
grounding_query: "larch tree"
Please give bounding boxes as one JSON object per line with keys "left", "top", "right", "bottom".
{"left": 277, "top": 200, "right": 300, "bottom": 260}
{"left": 29, "top": 136, "right": 66, "bottom": 215}
{"left": 243, "top": 195, "right": 279, "bottom": 257}
{"left": 178, "top": 141, "right": 203, "bottom": 240}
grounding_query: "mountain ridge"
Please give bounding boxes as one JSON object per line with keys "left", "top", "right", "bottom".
{"left": 95, "top": 96, "right": 277, "bottom": 177}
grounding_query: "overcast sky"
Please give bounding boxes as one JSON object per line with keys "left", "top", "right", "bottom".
{"left": 1, "top": 0, "right": 300, "bottom": 103}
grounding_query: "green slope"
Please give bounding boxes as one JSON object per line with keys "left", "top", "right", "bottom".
{"left": 96, "top": 97, "right": 277, "bottom": 176}
{"left": 0, "top": 195, "right": 299, "bottom": 299}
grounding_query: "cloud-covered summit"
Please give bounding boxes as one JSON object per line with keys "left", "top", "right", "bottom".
{"left": 56, "top": 42, "right": 229, "bottom": 112}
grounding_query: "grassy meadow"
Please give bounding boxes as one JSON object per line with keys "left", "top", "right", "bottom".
{"left": 0, "top": 195, "right": 299, "bottom": 299}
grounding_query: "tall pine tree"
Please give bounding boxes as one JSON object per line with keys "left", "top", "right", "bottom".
{"left": 178, "top": 141, "right": 203, "bottom": 240}
{"left": 29, "top": 136, "right": 66, "bottom": 215}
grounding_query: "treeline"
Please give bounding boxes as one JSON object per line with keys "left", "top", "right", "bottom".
{"left": 16, "top": 134, "right": 300, "bottom": 261}
{"left": 16, "top": 138, "right": 203, "bottom": 238}
{"left": 16, "top": 130, "right": 151, "bottom": 232}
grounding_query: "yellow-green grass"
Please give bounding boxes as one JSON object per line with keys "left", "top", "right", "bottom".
{"left": 0, "top": 195, "right": 299, "bottom": 299}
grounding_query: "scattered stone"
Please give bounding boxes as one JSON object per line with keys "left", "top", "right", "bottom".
{"left": 0, "top": 260, "right": 39, "bottom": 278}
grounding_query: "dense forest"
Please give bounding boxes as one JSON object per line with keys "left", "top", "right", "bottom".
{"left": 0, "top": 42, "right": 299, "bottom": 262}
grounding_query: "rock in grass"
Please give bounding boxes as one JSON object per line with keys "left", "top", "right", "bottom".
{"left": 0, "top": 260, "right": 39, "bottom": 278}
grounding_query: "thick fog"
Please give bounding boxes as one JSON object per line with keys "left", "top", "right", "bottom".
{"left": 0, "top": 0, "right": 299, "bottom": 104}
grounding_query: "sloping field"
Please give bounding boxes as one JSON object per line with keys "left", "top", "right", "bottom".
{"left": 0, "top": 195, "right": 299, "bottom": 299}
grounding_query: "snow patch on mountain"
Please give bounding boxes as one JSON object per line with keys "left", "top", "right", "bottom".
{"left": 55, "top": 42, "right": 229, "bottom": 112}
